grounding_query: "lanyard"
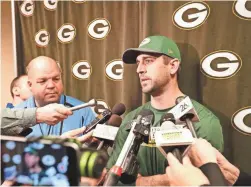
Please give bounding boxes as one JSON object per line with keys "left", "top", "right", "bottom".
{"left": 38, "top": 95, "right": 66, "bottom": 136}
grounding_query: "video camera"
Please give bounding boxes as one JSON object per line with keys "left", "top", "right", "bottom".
{"left": 1, "top": 135, "right": 108, "bottom": 186}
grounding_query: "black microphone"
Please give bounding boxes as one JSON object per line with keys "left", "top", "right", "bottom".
{"left": 84, "top": 109, "right": 112, "bottom": 134}
{"left": 175, "top": 96, "right": 197, "bottom": 138}
{"left": 83, "top": 103, "right": 126, "bottom": 134}
{"left": 103, "top": 109, "right": 154, "bottom": 186}
{"left": 19, "top": 128, "right": 33, "bottom": 137}
{"left": 111, "top": 103, "right": 126, "bottom": 116}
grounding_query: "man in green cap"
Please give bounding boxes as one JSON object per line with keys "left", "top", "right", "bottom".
{"left": 106, "top": 35, "right": 224, "bottom": 186}
{"left": 15, "top": 146, "right": 52, "bottom": 185}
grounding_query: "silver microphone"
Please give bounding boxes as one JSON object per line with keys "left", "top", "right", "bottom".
{"left": 69, "top": 99, "right": 97, "bottom": 111}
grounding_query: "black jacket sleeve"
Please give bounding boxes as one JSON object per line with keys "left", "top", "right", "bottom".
{"left": 200, "top": 163, "right": 228, "bottom": 186}
{"left": 234, "top": 170, "right": 251, "bottom": 186}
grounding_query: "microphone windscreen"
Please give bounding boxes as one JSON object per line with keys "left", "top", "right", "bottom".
{"left": 160, "top": 113, "right": 175, "bottom": 124}
{"left": 175, "top": 96, "right": 186, "bottom": 104}
{"left": 107, "top": 114, "right": 122, "bottom": 127}
{"left": 111, "top": 103, "right": 126, "bottom": 116}
{"left": 137, "top": 109, "right": 155, "bottom": 124}
{"left": 88, "top": 98, "right": 97, "bottom": 106}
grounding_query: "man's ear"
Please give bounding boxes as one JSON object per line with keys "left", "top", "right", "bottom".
{"left": 12, "top": 86, "right": 20, "bottom": 97}
{"left": 28, "top": 80, "right": 32, "bottom": 91}
{"left": 169, "top": 58, "right": 181, "bottom": 75}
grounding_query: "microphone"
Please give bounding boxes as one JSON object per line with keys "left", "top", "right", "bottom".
{"left": 83, "top": 103, "right": 126, "bottom": 134}
{"left": 155, "top": 113, "right": 194, "bottom": 162}
{"left": 111, "top": 103, "right": 126, "bottom": 116}
{"left": 69, "top": 99, "right": 97, "bottom": 111}
{"left": 18, "top": 128, "right": 33, "bottom": 137}
{"left": 175, "top": 96, "right": 198, "bottom": 138}
{"left": 84, "top": 109, "right": 112, "bottom": 134}
{"left": 160, "top": 113, "right": 183, "bottom": 162}
{"left": 168, "top": 96, "right": 199, "bottom": 125}
{"left": 93, "top": 114, "right": 122, "bottom": 150}
{"left": 103, "top": 110, "right": 154, "bottom": 186}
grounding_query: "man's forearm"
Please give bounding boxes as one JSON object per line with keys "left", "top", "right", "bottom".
{"left": 136, "top": 174, "right": 169, "bottom": 186}
{"left": 1, "top": 108, "right": 36, "bottom": 135}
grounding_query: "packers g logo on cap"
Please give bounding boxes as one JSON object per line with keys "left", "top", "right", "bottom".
{"left": 20, "top": 0, "right": 34, "bottom": 17}
{"left": 139, "top": 38, "right": 151, "bottom": 47}
{"left": 233, "top": 0, "right": 251, "bottom": 20}
{"left": 173, "top": 1, "right": 210, "bottom": 30}
{"left": 35, "top": 29, "right": 50, "bottom": 47}
{"left": 231, "top": 107, "right": 251, "bottom": 136}
{"left": 200, "top": 50, "right": 242, "bottom": 79}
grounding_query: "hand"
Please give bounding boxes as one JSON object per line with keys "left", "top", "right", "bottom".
{"left": 80, "top": 169, "right": 107, "bottom": 186}
{"left": 61, "top": 126, "right": 94, "bottom": 143}
{"left": 166, "top": 153, "right": 210, "bottom": 186}
{"left": 80, "top": 177, "right": 99, "bottom": 186}
{"left": 36, "top": 103, "right": 72, "bottom": 125}
{"left": 1, "top": 180, "right": 15, "bottom": 186}
{"left": 215, "top": 148, "right": 240, "bottom": 185}
{"left": 186, "top": 138, "right": 217, "bottom": 167}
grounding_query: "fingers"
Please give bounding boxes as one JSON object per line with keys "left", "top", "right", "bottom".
{"left": 54, "top": 112, "right": 69, "bottom": 121}
{"left": 77, "top": 130, "right": 93, "bottom": 143}
{"left": 182, "top": 155, "right": 192, "bottom": 166}
{"left": 61, "top": 127, "right": 86, "bottom": 138}
{"left": 165, "top": 166, "right": 171, "bottom": 175}
{"left": 1, "top": 180, "right": 15, "bottom": 187}
{"left": 167, "top": 153, "right": 181, "bottom": 167}
{"left": 55, "top": 106, "right": 73, "bottom": 116}
{"left": 47, "top": 114, "right": 68, "bottom": 125}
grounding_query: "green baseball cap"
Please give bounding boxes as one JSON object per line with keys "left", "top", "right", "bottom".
{"left": 24, "top": 146, "right": 38, "bottom": 155}
{"left": 122, "top": 35, "right": 181, "bottom": 64}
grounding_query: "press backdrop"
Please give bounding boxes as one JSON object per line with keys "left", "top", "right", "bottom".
{"left": 14, "top": 0, "right": 251, "bottom": 174}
